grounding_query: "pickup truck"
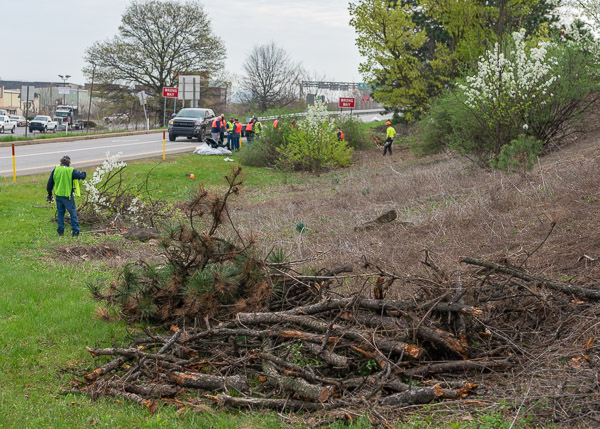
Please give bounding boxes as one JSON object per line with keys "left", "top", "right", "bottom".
{"left": 0, "top": 115, "right": 16, "bottom": 134}
{"left": 29, "top": 115, "right": 58, "bottom": 133}
{"left": 168, "top": 108, "right": 215, "bottom": 142}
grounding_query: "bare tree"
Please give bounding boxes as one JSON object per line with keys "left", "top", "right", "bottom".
{"left": 241, "top": 43, "right": 304, "bottom": 111}
{"left": 83, "top": 0, "right": 224, "bottom": 95}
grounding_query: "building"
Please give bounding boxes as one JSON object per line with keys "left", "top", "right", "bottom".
{"left": 0, "top": 87, "right": 24, "bottom": 115}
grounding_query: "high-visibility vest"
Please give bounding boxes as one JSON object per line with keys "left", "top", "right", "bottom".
{"left": 234, "top": 122, "right": 242, "bottom": 133}
{"left": 53, "top": 165, "right": 80, "bottom": 197}
{"left": 255, "top": 121, "right": 263, "bottom": 134}
{"left": 273, "top": 119, "right": 279, "bottom": 128}
{"left": 338, "top": 130, "right": 345, "bottom": 140}
{"left": 227, "top": 121, "right": 234, "bottom": 131}
{"left": 245, "top": 122, "right": 253, "bottom": 132}
{"left": 212, "top": 118, "right": 220, "bottom": 129}
{"left": 387, "top": 126, "right": 396, "bottom": 138}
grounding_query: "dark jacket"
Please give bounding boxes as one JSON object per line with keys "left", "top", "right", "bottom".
{"left": 47, "top": 164, "right": 87, "bottom": 196}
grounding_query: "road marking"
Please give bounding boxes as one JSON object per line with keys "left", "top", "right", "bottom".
{"left": 0, "top": 147, "right": 192, "bottom": 175}
{"left": 0, "top": 140, "right": 191, "bottom": 160}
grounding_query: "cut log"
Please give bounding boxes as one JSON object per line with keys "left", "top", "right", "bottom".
{"left": 107, "top": 381, "right": 180, "bottom": 398}
{"left": 403, "top": 359, "right": 511, "bottom": 377}
{"left": 84, "top": 356, "right": 130, "bottom": 381}
{"left": 212, "top": 393, "right": 338, "bottom": 411}
{"left": 262, "top": 359, "right": 332, "bottom": 403}
{"left": 302, "top": 342, "right": 349, "bottom": 367}
{"left": 237, "top": 312, "right": 424, "bottom": 358}
{"left": 459, "top": 256, "right": 600, "bottom": 300}
{"left": 168, "top": 371, "right": 249, "bottom": 392}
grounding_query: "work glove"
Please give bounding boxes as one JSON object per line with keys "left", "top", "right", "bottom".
{"left": 46, "top": 194, "right": 54, "bottom": 204}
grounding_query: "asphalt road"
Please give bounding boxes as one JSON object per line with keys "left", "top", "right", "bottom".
{"left": 0, "top": 132, "right": 200, "bottom": 177}
{"left": 5, "top": 123, "right": 144, "bottom": 138}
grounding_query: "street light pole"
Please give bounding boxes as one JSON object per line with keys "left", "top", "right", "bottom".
{"left": 58, "top": 74, "right": 71, "bottom": 105}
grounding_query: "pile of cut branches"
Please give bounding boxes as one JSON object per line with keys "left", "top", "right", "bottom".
{"left": 77, "top": 169, "right": 600, "bottom": 425}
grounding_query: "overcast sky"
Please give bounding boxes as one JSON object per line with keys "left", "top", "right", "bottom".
{"left": 1, "top": 0, "right": 363, "bottom": 86}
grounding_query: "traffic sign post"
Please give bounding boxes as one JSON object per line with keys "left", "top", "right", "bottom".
{"left": 338, "top": 97, "right": 355, "bottom": 108}
{"left": 338, "top": 97, "right": 355, "bottom": 115}
{"left": 162, "top": 87, "right": 178, "bottom": 98}
{"left": 162, "top": 87, "right": 179, "bottom": 126}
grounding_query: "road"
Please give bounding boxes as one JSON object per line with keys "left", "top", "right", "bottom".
{"left": 0, "top": 132, "right": 199, "bottom": 177}
{"left": 5, "top": 123, "right": 145, "bottom": 138}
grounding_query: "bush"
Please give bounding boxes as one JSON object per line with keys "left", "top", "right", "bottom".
{"left": 238, "top": 120, "right": 294, "bottom": 168}
{"left": 336, "top": 117, "right": 371, "bottom": 150}
{"left": 491, "top": 134, "right": 542, "bottom": 175}
{"left": 276, "top": 122, "right": 353, "bottom": 172}
{"left": 416, "top": 28, "right": 600, "bottom": 166}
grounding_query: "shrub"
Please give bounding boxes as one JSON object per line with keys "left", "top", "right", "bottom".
{"left": 417, "top": 28, "right": 600, "bottom": 166}
{"left": 336, "top": 117, "right": 371, "bottom": 150}
{"left": 277, "top": 122, "right": 353, "bottom": 172}
{"left": 238, "top": 120, "right": 294, "bottom": 168}
{"left": 491, "top": 134, "right": 542, "bottom": 175}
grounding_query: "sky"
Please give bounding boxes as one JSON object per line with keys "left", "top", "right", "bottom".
{"left": 1, "top": 0, "right": 364, "bottom": 87}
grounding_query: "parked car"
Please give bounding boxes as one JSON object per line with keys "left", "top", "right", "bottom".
{"left": 168, "top": 108, "right": 215, "bottom": 142}
{"left": 9, "top": 115, "right": 27, "bottom": 126}
{"left": 0, "top": 115, "right": 16, "bottom": 133}
{"left": 29, "top": 115, "right": 58, "bottom": 133}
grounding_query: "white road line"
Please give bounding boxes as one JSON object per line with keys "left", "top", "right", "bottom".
{"left": 0, "top": 140, "right": 192, "bottom": 160}
{"left": 0, "top": 147, "right": 193, "bottom": 175}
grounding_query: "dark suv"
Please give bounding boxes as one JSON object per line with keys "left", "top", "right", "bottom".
{"left": 168, "top": 108, "right": 215, "bottom": 142}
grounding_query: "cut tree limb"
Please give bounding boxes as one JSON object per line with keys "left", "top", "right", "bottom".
{"left": 459, "top": 256, "right": 600, "bottom": 300}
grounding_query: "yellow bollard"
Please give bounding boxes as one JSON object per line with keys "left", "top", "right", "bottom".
{"left": 12, "top": 144, "right": 16, "bottom": 181}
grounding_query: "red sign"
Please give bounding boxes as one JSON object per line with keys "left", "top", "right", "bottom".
{"left": 362, "top": 96, "right": 370, "bottom": 102}
{"left": 162, "top": 87, "right": 179, "bottom": 98}
{"left": 338, "top": 97, "right": 355, "bottom": 108}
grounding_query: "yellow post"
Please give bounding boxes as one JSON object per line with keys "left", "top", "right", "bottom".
{"left": 163, "top": 131, "right": 166, "bottom": 160}
{"left": 12, "top": 144, "right": 16, "bottom": 181}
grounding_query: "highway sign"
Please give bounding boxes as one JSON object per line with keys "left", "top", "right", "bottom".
{"left": 339, "top": 97, "right": 355, "bottom": 108}
{"left": 162, "top": 87, "right": 179, "bottom": 98}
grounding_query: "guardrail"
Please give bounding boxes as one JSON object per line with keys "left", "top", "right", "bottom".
{"left": 248, "top": 108, "right": 388, "bottom": 123}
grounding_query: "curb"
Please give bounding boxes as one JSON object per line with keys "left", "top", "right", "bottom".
{"left": 0, "top": 129, "right": 165, "bottom": 148}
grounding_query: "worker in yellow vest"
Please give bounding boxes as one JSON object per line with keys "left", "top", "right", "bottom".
{"left": 253, "top": 117, "right": 263, "bottom": 139}
{"left": 46, "top": 155, "right": 87, "bottom": 236}
{"left": 384, "top": 121, "right": 396, "bottom": 156}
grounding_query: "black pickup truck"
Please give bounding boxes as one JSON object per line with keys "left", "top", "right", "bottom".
{"left": 168, "top": 108, "right": 216, "bottom": 142}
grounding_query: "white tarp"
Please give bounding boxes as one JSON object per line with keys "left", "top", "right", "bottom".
{"left": 193, "top": 143, "right": 232, "bottom": 156}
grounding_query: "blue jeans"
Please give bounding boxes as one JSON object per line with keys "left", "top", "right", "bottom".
{"left": 232, "top": 133, "right": 240, "bottom": 151}
{"left": 56, "top": 195, "right": 80, "bottom": 236}
{"left": 227, "top": 134, "right": 233, "bottom": 150}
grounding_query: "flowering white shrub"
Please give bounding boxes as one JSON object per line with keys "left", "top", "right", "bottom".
{"left": 83, "top": 152, "right": 128, "bottom": 214}
{"left": 459, "top": 29, "right": 558, "bottom": 127}
{"left": 301, "top": 99, "right": 334, "bottom": 135}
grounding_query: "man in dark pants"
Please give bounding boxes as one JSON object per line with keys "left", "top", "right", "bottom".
{"left": 46, "top": 156, "right": 87, "bottom": 236}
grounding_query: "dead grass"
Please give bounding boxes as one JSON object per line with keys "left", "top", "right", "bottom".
{"left": 233, "top": 129, "right": 600, "bottom": 293}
